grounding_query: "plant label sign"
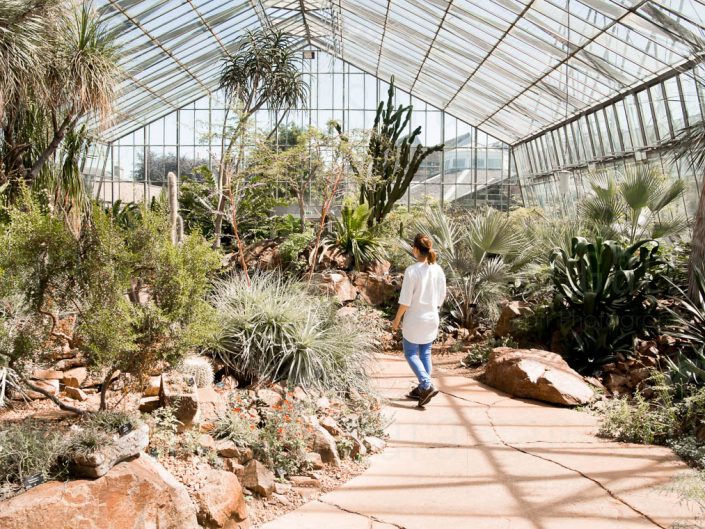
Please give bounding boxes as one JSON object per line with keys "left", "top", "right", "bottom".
{"left": 23, "top": 474, "right": 44, "bottom": 489}
{"left": 118, "top": 422, "right": 133, "bottom": 436}
{"left": 186, "top": 376, "right": 196, "bottom": 387}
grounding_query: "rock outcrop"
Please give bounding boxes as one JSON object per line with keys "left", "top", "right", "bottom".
{"left": 70, "top": 422, "right": 150, "bottom": 478}
{"left": 192, "top": 467, "right": 248, "bottom": 529}
{"left": 0, "top": 455, "right": 199, "bottom": 529}
{"left": 482, "top": 348, "right": 595, "bottom": 406}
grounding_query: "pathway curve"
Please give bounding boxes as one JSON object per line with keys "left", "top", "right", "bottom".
{"left": 262, "top": 355, "right": 700, "bottom": 529}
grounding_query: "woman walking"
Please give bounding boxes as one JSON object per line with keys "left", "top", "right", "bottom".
{"left": 391, "top": 234, "right": 446, "bottom": 408}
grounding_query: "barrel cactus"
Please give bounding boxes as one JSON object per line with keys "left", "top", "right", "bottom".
{"left": 178, "top": 356, "right": 214, "bottom": 388}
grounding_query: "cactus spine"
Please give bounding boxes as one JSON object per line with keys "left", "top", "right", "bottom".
{"left": 358, "top": 77, "right": 444, "bottom": 228}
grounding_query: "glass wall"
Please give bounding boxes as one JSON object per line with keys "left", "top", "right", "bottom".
{"left": 83, "top": 51, "right": 520, "bottom": 210}
{"left": 513, "top": 64, "right": 705, "bottom": 221}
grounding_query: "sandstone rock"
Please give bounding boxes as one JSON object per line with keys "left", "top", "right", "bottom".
{"left": 311, "top": 419, "right": 341, "bottom": 467}
{"left": 0, "top": 454, "right": 199, "bottom": 529}
{"left": 273, "top": 493, "right": 293, "bottom": 507}
{"left": 32, "top": 369, "right": 63, "bottom": 380}
{"left": 361, "top": 259, "right": 391, "bottom": 276}
{"left": 70, "top": 423, "right": 150, "bottom": 479}
{"left": 144, "top": 375, "right": 162, "bottom": 397}
{"left": 257, "top": 388, "right": 283, "bottom": 408}
{"left": 316, "top": 397, "right": 331, "bottom": 410}
{"left": 319, "top": 416, "right": 343, "bottom": 436}
{"left": 494, "top": 301, "right": 531, "bottom": 338}
{"left": 223, "top": 458, "right": 245, "bottom": 478}
{"left": 292, "top": 386, "right": 308, "bottom": 400}
{"left": 160, "top": 373, "right": 200, "bottom": 427}
{"left": 192, "top": 467, "right": 248, "bottom": 529}
{"left": 64, "top": 386, "right": 88, "bottom": 401}
{"left": 198, "top": 386, "right": 227, "bottom": 422}
{"left": 62, "top": 367, "right": 88, "bottom": 388}
{"left": 216, "top": 440, "right": 253, "bottom": 463}
{"left": 482, "top": 347, "right": 595, "bottom": 406}
{"left": 139, "top": 396, "right": 162, "bottom": 413}
{"left": 310, "top": 271, "right": 358, "bottom": 303}
{"left": 244, "top": 239, "right": 282, "bottom": 271}
{"left": 198, "top": 433, "right": 216, "bottom": 451}
{"left": 352, "top": 272, "right": 400, "bottom": 306}
{"left": 274, "top": 482, "right": 292, "bottom": 495}
{"left": 347, "top": 434, "right": 367, "bottom": 459}
{"left": 318, "top": 246, "right": 354, "bottom": 271}
{"left": 304, "top": 452, "right": 324, "bottom": 470}
{"left": 27, "top": 379, "right": 59, "bottom": 399}
{"left": 289, "top": 475, "right": 321, "bottom": 488}
{"left": 242, "top": 460, "right": 275, "bottom": 497}
{"left": 363, "top": 436, "right": 386, "bottom": 453}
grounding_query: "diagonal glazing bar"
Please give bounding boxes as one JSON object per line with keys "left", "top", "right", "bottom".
{"left": 106, "top": 0, "right": 211, "bottom": 95}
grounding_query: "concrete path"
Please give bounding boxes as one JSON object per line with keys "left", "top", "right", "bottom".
{"left": 262, "top": 355, "right": 700, "bottom": 529}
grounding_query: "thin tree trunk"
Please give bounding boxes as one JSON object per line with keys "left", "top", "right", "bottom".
{"left": 99, "top": 368, "right": 117, "bottom": 411}
{"left": 689, "top": 172, "right": 705, "bottom": 300}
{"left": 22, "top": 377, "right": 84, "bottom": 415}
{"left": 27, "top": 113, "right": 74, "bottom": 182}
{"left": 297, "top": 193, "right": 306, "bottom": 232}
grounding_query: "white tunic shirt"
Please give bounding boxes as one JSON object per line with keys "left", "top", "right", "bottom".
{"left": 398, "top": 262, "right": 447, "bottom": 344}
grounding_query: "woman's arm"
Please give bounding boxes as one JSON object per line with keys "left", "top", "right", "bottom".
{"left": 392, "top": 304, "right": 409, "bottom": 332}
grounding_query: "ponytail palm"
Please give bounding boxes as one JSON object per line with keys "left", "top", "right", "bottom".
{"left": 578, "top": 165, "right": 686, "bottom": 243}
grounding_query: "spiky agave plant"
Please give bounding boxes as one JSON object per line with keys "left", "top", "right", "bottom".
{"left": 325, "top": 203, "right": 385, "bottom": 269}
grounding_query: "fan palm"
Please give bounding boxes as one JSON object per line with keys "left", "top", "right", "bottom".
{"left": 409, "top": 207, "right": 529, "bottom": 331}
{"left": 578, "top": 164, "right": 686, "bottom": 243}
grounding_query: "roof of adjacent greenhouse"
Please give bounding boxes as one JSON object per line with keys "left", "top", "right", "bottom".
{"left": 96, "top": 0, "right": 705, "bottom": 145}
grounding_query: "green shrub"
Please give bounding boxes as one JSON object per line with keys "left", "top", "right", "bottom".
{"left": 84, "top": 410, "right": 138, "bottom": 434}
{"left": 461, "top": 337, "right": 518, "bottom": 367}
{"left": 213, "top": 409, "right": 260, "bottom": 448}
{"left": 279, "top": 228, "right": 314, "bottom": 273}
{"left": 598, "top": 393, "right": 676, "bottom": 444}
{"left": 0, "top": 422, "right": 65, "bottom": 486}
{"left": 0, "top": 196, "right": 221, "bottom": 410}
{"left": 63, "top": 429, "right": 114, "bottom": 458}
{"left": 550, "top": 237, "right": 663, "bottom": 372}
{"left": 211, "top": 272, "right": 375, "bottom": 393}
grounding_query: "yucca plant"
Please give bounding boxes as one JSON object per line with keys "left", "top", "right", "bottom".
{"left": 550, "top": 237, "right": 663, "bottom": 371}
{"left": 325, "top": 203, "right": 384, "bottom": 269}
{"left": 666, "top": 267, "right": 705, "bottom": 389}
{"left": 408, "top": 207, "right": 529, "bottom": 331}
{"left": 210, "top": 273, "right": 374, "bottom": 394}
{"left": 578, "top": 165, "right": 687, "bottom": 244}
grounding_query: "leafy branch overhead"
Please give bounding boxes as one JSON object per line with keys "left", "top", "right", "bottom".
{"left": 345, "top": 77, "right": 444, "bottom": 227}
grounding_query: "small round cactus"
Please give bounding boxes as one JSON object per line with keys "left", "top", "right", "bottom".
{"left": 178, "top": 356, "right": 214, "bottom": 388}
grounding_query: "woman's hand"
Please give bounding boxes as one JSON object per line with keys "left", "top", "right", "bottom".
{"left": 391, "top": 304, "right": 408, "bottom": 333}
{"left": 391, "top": 318, "right": 400, "bottom": 332}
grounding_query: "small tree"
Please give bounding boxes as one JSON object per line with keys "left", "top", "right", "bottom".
{"left": 212, "top": 29, "right": 308, "bottom": 254}
{"left": 266, "top": 126, "right": 324, "bottom": 231}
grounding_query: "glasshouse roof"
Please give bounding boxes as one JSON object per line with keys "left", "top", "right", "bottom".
{"left": 96, "top": 0, "right": 705, "bottom": 145}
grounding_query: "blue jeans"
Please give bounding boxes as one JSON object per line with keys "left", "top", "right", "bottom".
{"left": 402, "top": 338, "right": 433, "bottom": 390}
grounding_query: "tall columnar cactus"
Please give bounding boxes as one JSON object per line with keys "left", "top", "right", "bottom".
{"left": 359, "top": 77, "right": 444, "bottom": 227}
{"left": 167, "top": 172, "right": 183, "bottom": 245}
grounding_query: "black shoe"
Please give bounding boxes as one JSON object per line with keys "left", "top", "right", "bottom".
{"left": 406, "top": 386, "right": 421, "bottom": 400}
{"left": 417, "top": 385, "right": 439, "bottom": 407}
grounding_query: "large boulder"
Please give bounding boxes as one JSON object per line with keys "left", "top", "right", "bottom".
{"left": 242, "top": 460, "right": 275, "bottom": 497}
{"left": 192, "top": 467, "right": 248, "bottom": 529}
{"left": 352, "top": 272, "right": 400, "bottom": 306}
{"left": 70, "top": 423, "right": 150, "bottom": 478}
{"left": 309, "top": 271, "right": 358, "bottom": 303}
{"left": 482, "top": 348, "right": 595, "bottom": 406}
{"left": 0, "top": 454, "right": 199, "bottom": 529}
{"left": 494, "top": 301, "right": 532, "bottom": 338}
